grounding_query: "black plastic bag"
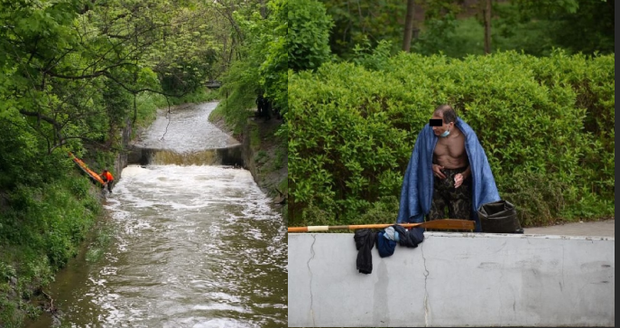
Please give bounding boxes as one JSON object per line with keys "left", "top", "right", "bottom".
{"left": 478, "top": 200, "right": 524, "bottom": 233}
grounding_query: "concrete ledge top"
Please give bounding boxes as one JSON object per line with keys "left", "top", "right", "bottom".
{"left": 288, "top": 231, "right": 615, "bottom": 241}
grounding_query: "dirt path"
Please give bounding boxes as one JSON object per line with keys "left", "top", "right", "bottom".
{"left": 524, "top": 219, "right": 614, "bottom": 237}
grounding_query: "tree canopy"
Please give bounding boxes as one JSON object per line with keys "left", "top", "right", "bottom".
{"left": 316, "top": 0, "right": 614, "bottom": 59}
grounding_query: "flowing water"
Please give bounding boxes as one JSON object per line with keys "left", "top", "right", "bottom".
{"left": 26, "top": 102, "right": 287, "bottom": 327}
{"left": 133, "top": 102, "right": 240, "bottom": 152}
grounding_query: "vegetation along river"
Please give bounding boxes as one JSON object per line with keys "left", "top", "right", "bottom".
{"left": 27, "top": 102, "right": 287, "bottom": 327}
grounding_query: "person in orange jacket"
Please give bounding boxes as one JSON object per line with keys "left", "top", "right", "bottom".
{"left": 101, "top": 169, "right": 114, "bottom": 193}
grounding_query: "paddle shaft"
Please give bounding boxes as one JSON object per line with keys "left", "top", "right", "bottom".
{"left": 288, "top": 219, "right": 474, "bottom": 233}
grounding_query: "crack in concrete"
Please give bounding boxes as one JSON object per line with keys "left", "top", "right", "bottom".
{"left": 561, "top": 243, "right": 565, "bottom": 292}
{"left": 307, "top": 234, "right": 317, "bottom": 327}
{"left": 421, "top": 243, "right": 430, "bottom": 327}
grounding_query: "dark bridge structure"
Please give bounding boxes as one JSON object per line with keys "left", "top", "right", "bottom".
{"left": 206, "top": 80, "right": 222, "bottom": 89}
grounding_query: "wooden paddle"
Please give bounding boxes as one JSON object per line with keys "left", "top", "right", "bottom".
{"left": 288, "top": 219, "right": 474, "bottom": 233}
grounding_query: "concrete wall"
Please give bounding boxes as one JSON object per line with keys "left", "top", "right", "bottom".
{"left": 288, "top": 232, "right": 614, "bottom": 327}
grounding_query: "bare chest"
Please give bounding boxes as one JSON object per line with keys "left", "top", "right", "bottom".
{"left": 434, "top": 132, "right": 466, "bottom": 158}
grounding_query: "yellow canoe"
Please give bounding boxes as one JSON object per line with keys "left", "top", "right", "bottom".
{"left": 68, "top": 152, "right": 106, "bottom": 185}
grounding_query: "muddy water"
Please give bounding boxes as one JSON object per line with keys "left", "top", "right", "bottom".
{"left": 26, "top": 102, "right": 287, "bottom": 327}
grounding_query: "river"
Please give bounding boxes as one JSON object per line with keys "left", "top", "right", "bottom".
{"left": 26, "top": 102, "right": 287, "bottom": 327}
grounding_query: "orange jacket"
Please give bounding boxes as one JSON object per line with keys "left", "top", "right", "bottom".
{"left": 102, "top": 171, "right": 114, "bottom": 182}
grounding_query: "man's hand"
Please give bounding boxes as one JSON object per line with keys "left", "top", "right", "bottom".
{"left": 432, "top": 164, "right": 446, "bottom": 179}
{"left": 454, "top": 173, "right": 465, "bottom": 188}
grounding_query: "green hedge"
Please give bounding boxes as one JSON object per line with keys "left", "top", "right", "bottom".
{"left": 288, "top": 50, "right": 614, "bottom": 227}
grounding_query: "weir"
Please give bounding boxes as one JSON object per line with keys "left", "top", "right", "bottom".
{"left": 125, "top": 101, "right": 244, "bottom": 167}
{"left": 126, "top": 146, "right": 244, "bottom": 166}
{"left": 288, "top": 232, "right": 614, "bottom": 327}
{"left": 125, "top": 102, "right": 244, "bottom": 167}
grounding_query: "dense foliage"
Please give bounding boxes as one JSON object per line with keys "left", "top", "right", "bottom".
{"left": 320, "top": 0, "right": 406, "bottom": 58}
{"left": 0, "top": 0, "right": 230, "bottom": 325}
{"left": 288, "top": 50, "right": 614, "bottom": 227}
{"left": 288, "top": 0, "right": 333, "bottom": 72}
{"left": 318, "top": 0, "right": 614, "bottom": 59}
{"left": 510, "top": 0, "right": 614, "bottom": 55}
{"left": 215, "top": 0, "right": 286, "bottom": 132}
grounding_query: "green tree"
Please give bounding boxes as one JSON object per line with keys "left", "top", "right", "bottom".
{"left": 217, "top": 0, "right": 289, "bottom": 131}
{"left": 260, "top": 0, "right": 288, "bottom": 117}
{"left": 511, "top": 0, "right": 614, "bottom": 55}
{"left": 320, "top": 0, "right": 405, "bottom": 58}
{"left": 288, "top": 0, "right": 332, "bottom": 71}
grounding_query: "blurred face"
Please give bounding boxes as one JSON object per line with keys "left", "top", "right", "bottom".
{"left": 431, "top": 112, "right": 454, "bottom": 136}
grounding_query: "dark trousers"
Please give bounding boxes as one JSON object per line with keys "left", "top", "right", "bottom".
{"left": 428, "top": 167, "right": 472, "bottom": 221}
{"left": 103, "top": 180, "right": 114, "bottom": 192}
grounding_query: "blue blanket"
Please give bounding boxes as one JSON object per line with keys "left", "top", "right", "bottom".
{"left": 396, "top": 118, "right": 500, "bottom": 231}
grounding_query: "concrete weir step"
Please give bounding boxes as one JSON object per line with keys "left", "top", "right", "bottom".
{"left": 288, "top": 231, "right": 615, "bottom": 327}
{"left": 126, "top": 145, "right": 244, "bottom": 167}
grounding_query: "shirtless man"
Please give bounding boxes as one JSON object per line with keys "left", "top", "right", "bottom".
{"left": 397, "top": 104, "right": 499, "bottom": 229}
{"left": 428, "top": 105, "right": 472, "bottom": 221}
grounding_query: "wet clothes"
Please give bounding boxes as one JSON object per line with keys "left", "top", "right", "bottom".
{"left": 396, "top": 117, "right": 500, "bottom": 231}
{"left": 383, "top": 226, "right": 399, "bottom": 242}
{"left": 376, "top": 231, "right": 397, "bottom": 258}
{"left": 102, "top": 171, "right": 113, "bottom": 182}
{"left": 429, "top": 166, "right": 473, "bottom": 221}
{"left": 354, "top": 229, "right": 377, "bottom": 274}
{"left": 377, "top": 225, "right": 424, "bottom": 259}
{"left": 392, "top": 225, "right": 424, "bottom": 248}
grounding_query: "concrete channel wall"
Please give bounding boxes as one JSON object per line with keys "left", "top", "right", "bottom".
{"left": 288, "top": 232, "right": 615, "bottom": 327}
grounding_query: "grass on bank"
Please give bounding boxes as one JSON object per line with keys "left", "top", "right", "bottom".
{"left": 84, "top": 220, "right": 115, "bottom": 263}
{"left": 0, "top": 173, "right": 101, "bottom": 327}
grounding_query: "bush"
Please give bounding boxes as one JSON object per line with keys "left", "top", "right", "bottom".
{"left": 289, "top": 50, "right": 614, "bottom": 227}
{"left": 288, "top": 0, "right": 332, "bottom": 71}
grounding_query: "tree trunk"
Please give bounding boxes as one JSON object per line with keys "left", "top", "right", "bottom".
{"left": 259, "top": 0, "right": 267, "bottom": 19}
{"left": 402, "top": 0, "right": 416, "bottom": 52}
{"left": 483, "top": 0, "right": 491, "bottom": 54}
